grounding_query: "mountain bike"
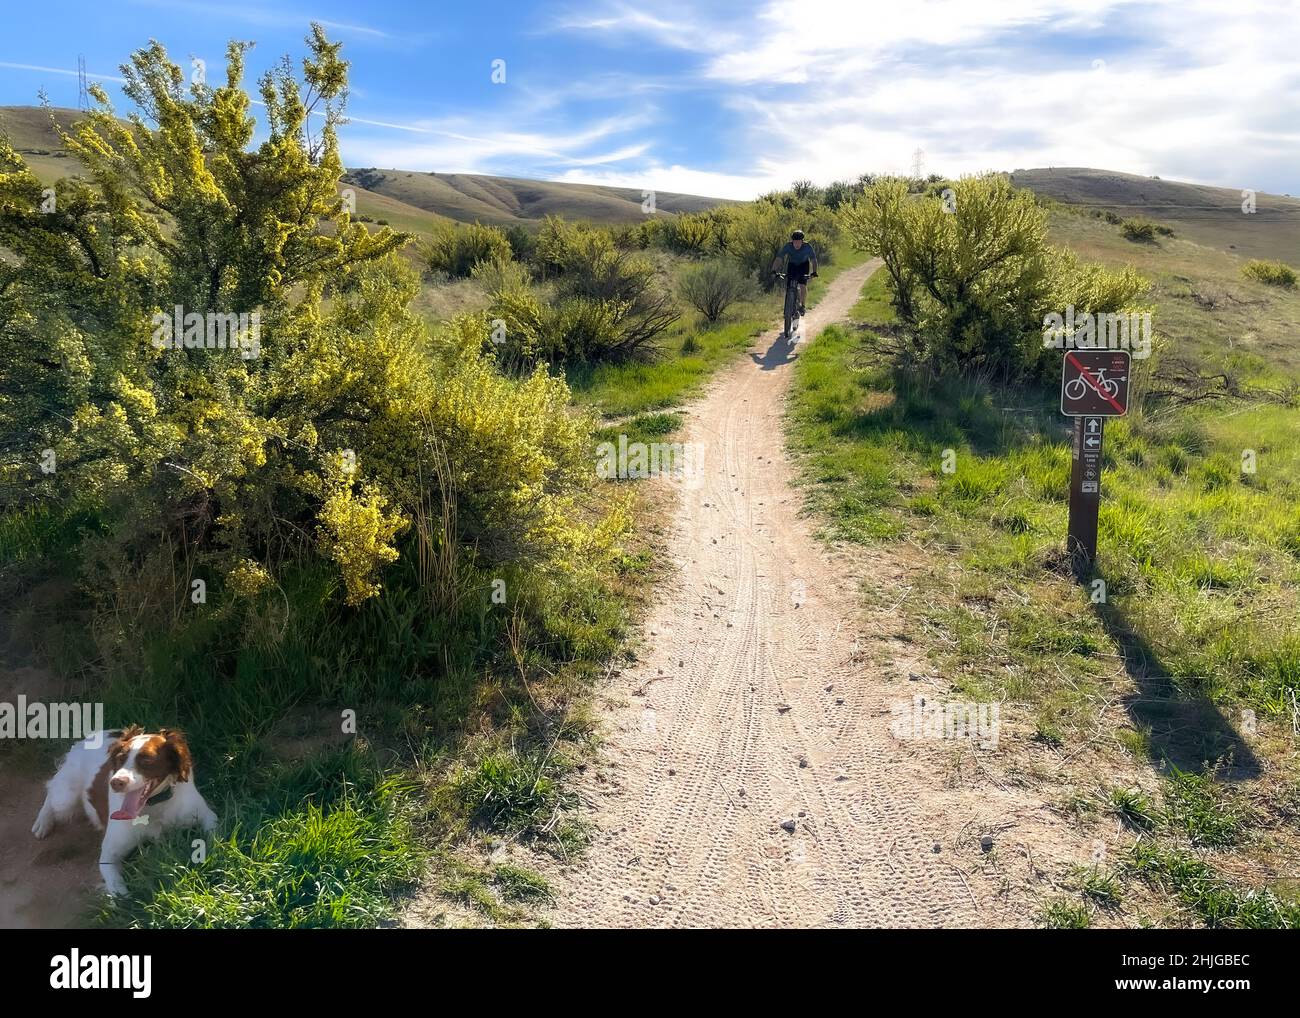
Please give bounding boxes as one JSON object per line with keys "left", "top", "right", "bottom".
{"left": 774, "top": 270, "right": 815, "bottom": 339}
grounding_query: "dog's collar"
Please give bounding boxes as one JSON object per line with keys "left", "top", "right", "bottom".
{"left": 145, "top": 780, "right": 174, "bottom": 806}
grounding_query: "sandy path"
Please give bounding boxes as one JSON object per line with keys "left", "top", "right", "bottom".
{"left": 544, "top": 260, "right": 1040, "bottom": 928}
{"left": 0, "top": 658, "right": 99, "bottom": 929}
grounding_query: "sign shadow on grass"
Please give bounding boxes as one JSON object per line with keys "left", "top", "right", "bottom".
{"left": 1088, "top": 588, "right": 1260, "bottom": 781}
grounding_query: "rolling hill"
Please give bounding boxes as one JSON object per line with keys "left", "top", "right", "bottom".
{"left": 1011, "top": 167, "right": 1300, "bottom": 263}
{"left": 0, "top": 106, "right": 730, "bottom": 235}
{"left": 0, "top": 105, "right": 84, "bottom": 184}
{"left": 341, "top": 167, "right": 729, "bottom": 227}
{"left": 9, "top": 106, "right": 1296, "bottom": 257}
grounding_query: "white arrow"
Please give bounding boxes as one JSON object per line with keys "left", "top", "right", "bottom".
{"left": 1085, "top": 436, "right": 1100, "bottom": 448}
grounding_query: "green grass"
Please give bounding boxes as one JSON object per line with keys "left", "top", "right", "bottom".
{"left": 1075, "top": 866, "right": 1124, "bottom": 908}
{"left": 1128, "top": 842, "right": 1300, "bottom": 928}
{"left": 788, "top": 260, "right": 1300, "bottom": 927}
{"left": 454, "top": 750, "right": 572, "bottom": 837}
{"left": 568, "top": 316, "right": 766, "bottom": 418}
{"left": 569, "top": 246, "right": 872, "bottom": 420}
{"left": 1107, "top": 787, "right": 1159, "bottom": 832}
{"left": 593, "top": 411, "right": 685, "bottom": 448}
{"left": 429, "top": 856, "right": 553, "bottom": 926}
{"left": 98, "top": 759, "right": 424, "bottom": 928}
{"left": 1162, "top": 768, "right": 1246, "bottom": 848}
{"left": 3, "top": 510, "right": 630, "bottom": 927}
{"left": 492, "top": 863, "right": 553, "bottom": 902}
{"left": 1040, "top": 897, "right": 1091, "bottom": 928}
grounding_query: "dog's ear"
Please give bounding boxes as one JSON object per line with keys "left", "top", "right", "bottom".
{"left": 160, "top": 729, "right": 193, "bottom": 782}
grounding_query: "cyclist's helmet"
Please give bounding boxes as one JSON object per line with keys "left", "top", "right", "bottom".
{"left": 791, "top": 230, "right": 805, "bottom": 241}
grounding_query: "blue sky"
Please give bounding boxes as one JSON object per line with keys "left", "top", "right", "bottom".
{"left": 2, "top": 0, "right": 1296, "bottom": 199}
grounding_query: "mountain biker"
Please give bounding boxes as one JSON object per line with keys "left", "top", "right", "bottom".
{"left": 771, "top": 230, "right": 818, "bottom": 319}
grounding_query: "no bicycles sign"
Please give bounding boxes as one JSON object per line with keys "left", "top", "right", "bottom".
{"left": 1061, "top": 349, "right": 1132, "bottom": 573}
{"left": 1060, "top": 350, "right": 1130, "bottom": 417}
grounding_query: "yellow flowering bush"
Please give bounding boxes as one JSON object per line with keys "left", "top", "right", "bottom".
{"left": 0, "top": 30, "right": 624, "bottom": 614}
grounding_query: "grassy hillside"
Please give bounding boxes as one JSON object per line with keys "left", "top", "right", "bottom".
{"left": 343, "top": 167, "right": 731, "bottom": 226}
{"left": 1043, "top": 201, "right": 1300, "bottom": 382}
{"left": 0, "top": 105, "right": 84, "bottom": 183}
{"left": 0, "top": 106, "right": 729, "bottom": 231}
{"left": 1013, "top": 167, "right": 1300, "bottom": 264}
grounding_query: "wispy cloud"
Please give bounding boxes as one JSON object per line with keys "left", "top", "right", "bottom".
{"left": 127, "top": 0, "right": 398, "bottom": 41}
{"left": 341, "top": 112, "right": 657, "bottom": 175}
{"left": 553, "top": 2, "right": 734, "bottom": 52}
{"left": 554, "top": 163, "right": 786, "bottom": 200}
{"left": 0, "top": 62, "right": 126, "bottom": 84}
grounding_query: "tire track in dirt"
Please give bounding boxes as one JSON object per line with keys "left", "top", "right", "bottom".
{"left": 544, "top": 259, "right": 1044, "bottom": 927}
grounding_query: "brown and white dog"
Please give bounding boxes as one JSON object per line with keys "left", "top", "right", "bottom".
{"left": 32, "top": 726, "right": 218, "bottom": 897}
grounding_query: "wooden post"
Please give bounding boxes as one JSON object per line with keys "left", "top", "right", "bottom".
{"left": 1067, "top": 415, "right": 1103, "bottom": 573}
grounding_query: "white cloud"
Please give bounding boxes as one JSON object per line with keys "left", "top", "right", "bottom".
{"left": 553, "top": 163, "right": 784, "bottom": 201}
{"left": 701, "top": 0, "right": 1138, "bottom": 83}
{"left": 553, "top": 2, "right": 738, "bottom": 53}
{"left": 340, "top": 112, "right": 655, "bottom": 175}
{"left": 548, "top": 0, "right": 1300, "bottom": 194}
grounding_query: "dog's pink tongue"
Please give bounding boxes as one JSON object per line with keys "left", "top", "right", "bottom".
{"left": 111, "top": 787, "right": 146, "bottom": 821}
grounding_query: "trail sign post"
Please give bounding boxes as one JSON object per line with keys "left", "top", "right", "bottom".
{"left": 1061, "top": 351, "right": 1130, "bottom": 571}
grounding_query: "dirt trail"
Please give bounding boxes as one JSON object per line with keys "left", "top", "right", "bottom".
{"left": 0, "top": 656, "right": 99, "bottom": 929}
{"left": 544, "top": 260, "right": 1044, "bottom": 928}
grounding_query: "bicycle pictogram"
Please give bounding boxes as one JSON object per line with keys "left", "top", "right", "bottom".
{"left": 1060, "top": 350, "right": 1130, "bottom": 417}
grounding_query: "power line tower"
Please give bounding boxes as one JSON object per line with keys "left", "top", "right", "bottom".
{"left": 77, "top": 55, "right": 89, "bottom": 110}
{"left": 910, "top": 147, "right": 925, "bottom": 180}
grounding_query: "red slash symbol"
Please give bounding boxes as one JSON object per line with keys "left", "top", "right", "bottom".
{"left": 1065, "top": 352, "right": 1125, "bottom": 414}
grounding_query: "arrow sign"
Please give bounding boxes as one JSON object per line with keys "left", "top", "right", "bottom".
{"left": 1068, "top": 415, "right": 1106, "bottom": 573}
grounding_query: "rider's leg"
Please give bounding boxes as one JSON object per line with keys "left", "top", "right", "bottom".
{"left": 798, "top": 280, "right": 807, "bottom": 314}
